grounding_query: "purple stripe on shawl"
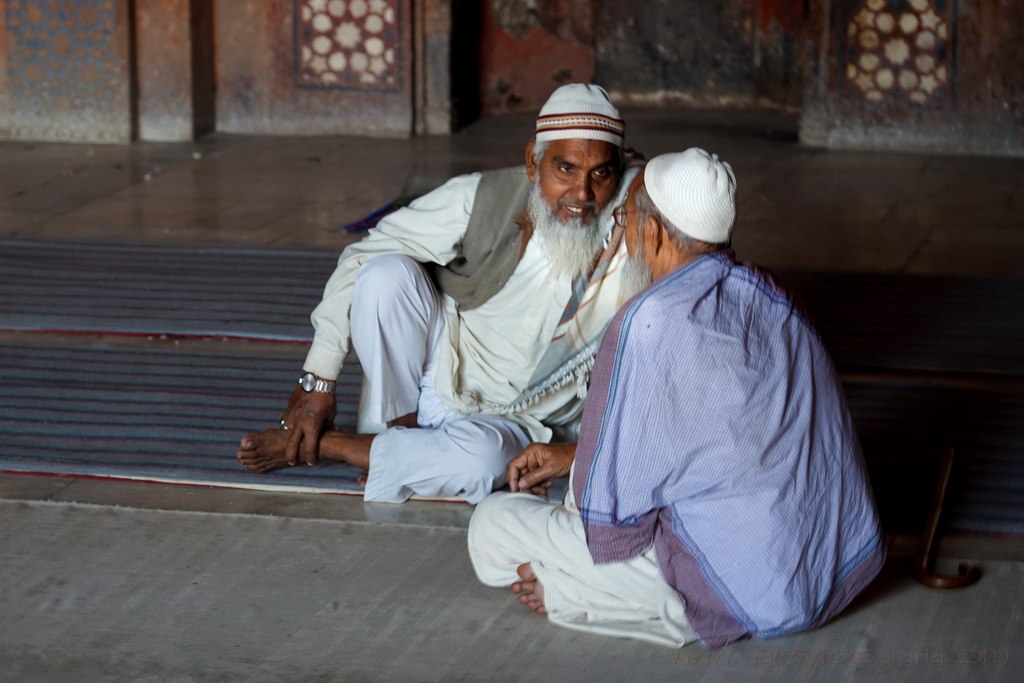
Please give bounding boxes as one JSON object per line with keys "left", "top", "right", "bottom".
{"left": 572, "top": 303, "right": 629, "bottom": 515}
{"left": 656, "top": 511, "right": 749, "bottom": 648}
{"left": 581, "top": 512, "right": 658, "bottom": 565}
{"left": 810, "top": 536, "right": 887, "bottom": 629}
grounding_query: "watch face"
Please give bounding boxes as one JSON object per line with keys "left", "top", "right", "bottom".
{"left": 299, "top": 372, "right": 317, "bottom": 392}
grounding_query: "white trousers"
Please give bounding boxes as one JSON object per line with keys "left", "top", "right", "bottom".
{"left": 350, "top": 255, "right": 532, "bottom": 504}
{"left": 467, "top": 491, "right": 697, "bottom": 648}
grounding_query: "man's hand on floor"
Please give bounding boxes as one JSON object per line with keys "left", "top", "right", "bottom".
{"left": 280, "top": 386, "right": 336, "bottom": 466}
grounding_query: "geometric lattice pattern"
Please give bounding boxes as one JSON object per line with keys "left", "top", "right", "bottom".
{"left": 295, "top": 0, "right": 401, "bottom": 90}
{"left": 842, "top": 0, "right": 956, "bottom": 107}
{"left": 3, "top": 0, "right": 130, "bottom": 140}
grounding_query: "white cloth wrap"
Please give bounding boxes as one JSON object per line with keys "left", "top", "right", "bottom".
{"left": 467, "top": 481, "right": 697, "bottom": 648}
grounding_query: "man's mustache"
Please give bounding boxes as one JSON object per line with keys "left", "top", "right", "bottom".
{"left": 558, "top": 199, "right": 597, "bottom": 212}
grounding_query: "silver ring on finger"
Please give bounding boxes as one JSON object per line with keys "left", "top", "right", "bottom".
{"left": 279, "top": 419, "right": 289, "bottom": 430}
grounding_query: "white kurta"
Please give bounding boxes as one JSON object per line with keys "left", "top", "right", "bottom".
{"left": 305, "top": 173, "right": 482, "bottom": 381}
{"left": 431, "top": 233, "right": 576, "bottom": 441}
{"left": 447, "top": 235, "right": 572, "bottom": 404}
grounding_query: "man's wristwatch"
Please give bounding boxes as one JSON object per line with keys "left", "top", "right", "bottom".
{"left": 298, "top": 371, "right": 336, "bottom": 394}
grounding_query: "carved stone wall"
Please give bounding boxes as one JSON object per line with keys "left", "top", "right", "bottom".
{"left": 1, "top": 0, "right": 1019, "bottom": 153}
{"left": 1, "top": 0, "right": 133, "bottom": 142}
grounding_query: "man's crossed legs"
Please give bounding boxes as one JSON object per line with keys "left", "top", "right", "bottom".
{"left": 468, "top": 491, "right": 697, "bottom": 648}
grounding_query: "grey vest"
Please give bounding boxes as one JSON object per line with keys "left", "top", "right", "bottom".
{"left": 430, "top": 166, "right": 532, "bottom": 310}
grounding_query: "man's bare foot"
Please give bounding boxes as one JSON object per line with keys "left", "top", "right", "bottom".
{"left": 356, "top": 471, "right": 368, "bottom": 488}
{"left": 238, "top": 426, "right": 376, "bottom": 474}
{"left": 510, "top": 562, "right": 547, "bottom": 614}
{"left": 236, "top": 429, "right": 293, "bottom": 473}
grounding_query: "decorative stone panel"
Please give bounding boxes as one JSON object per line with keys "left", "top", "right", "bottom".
{"left": 2, "top": 0, "right": 132, "bottom": 142}
{"left": 840, "top": 0, "right": 955, "bottom": 108}
{"left": 215, "top": 0, "right": 417, "bottom": 136}
{"left": 295, "top": 0, "right": 402, "bottom": 91}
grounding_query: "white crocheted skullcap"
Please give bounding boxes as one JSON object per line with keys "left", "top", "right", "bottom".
{"left": 535, "top": 83, "right": 625, "bottom": 147}
{"left": 645, "top": 148, "right": 737, "bottom": 244}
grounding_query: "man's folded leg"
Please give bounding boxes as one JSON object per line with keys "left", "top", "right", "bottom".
{"left": 362, "top": 415, "right": 532, "bottom": 504}
{"left": 468, "top": 492, "right": 697, "bottom": 647}
{"left": 350, "top": 253, "right": 445, "bottom": 425}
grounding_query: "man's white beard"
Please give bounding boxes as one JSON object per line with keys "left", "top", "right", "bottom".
{"left": 617, "top": 242, "right": 654, "bottom": 307}
{"left": 528, "top": 183, "right": 607, "bottom": 281}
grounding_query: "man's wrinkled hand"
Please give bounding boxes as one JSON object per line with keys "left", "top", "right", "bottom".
{"left": 508, "top": 442, "right": 575, "bottom": 495}
{"left": 280, "top": 386, "right": 336, "bottom": 466}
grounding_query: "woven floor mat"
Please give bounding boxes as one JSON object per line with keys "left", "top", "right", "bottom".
{"left": 0, "top": 239, "right": 338, "bottom": 341}
{"left": 0, "top": 341, "right": 373, "bottom": 494}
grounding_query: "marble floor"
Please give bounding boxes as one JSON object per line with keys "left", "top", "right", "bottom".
{"left": 3, "top": 108, "right": 1023, "bottom": 276}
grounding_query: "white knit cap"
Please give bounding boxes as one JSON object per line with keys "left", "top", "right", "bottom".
{"left": 535, "top": 83, "right": 625, "bottom": 147}
{"left": 645, "top": 148, "right": 737, "bottom": 244}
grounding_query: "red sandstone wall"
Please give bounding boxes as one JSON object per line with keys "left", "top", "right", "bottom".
{"left": 477, "top": 0, "right": 596, "bottom": 114}
{"left": 477, "top": 0, "right": 806, "bottom": 114}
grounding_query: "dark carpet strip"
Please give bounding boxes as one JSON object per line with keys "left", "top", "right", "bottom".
{"left": 0, "top": 342, "right": 369, "bottom": 493}
{"left": 842, "top": 378, "right": 1024, "bottom": 536}
{"left": 772, "top": 270, "right": 1024, "bottom": 535}
{"left": 0, "top": 240, "right": 339, "bottom": 340}
{"left": 778, "top": 270, "right": 1024, "bottom": 375}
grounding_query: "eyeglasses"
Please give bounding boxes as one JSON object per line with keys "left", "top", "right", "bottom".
{"left": 613, "top": 205, "right": 636, "bottom": 228}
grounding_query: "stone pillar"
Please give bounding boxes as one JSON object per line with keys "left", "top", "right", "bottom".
{"left": 800, "top": 0, "right": 1024, "bottom": 156}
{"left": 414, "top": 0, "right": 454, "bottom": 135}
{"left": 0, "top": 8, "right": 8, "bottom": 138}
{"left": 135, "top": 0, "right": 215, "bottom": 141}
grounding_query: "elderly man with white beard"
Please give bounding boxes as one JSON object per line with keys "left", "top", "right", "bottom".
{"left": 236, "top": 83, "right": 646, "bottom": 504}
{"left": 468, "top": 148, "right": 885, "bottom": 648}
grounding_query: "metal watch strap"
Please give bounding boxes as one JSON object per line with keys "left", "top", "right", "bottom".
{"left": 311, "top": 377, "right": 335, "bottom": 393}
{"left": 299, "top": 372, "right": 336, "bottom": 393}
